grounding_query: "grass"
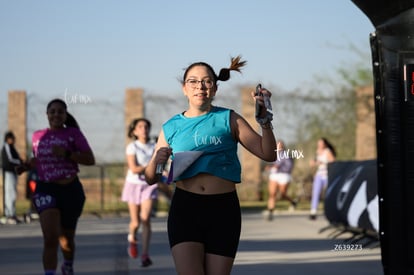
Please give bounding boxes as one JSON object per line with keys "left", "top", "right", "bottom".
{"left": 14, "top": 194, "right": 319, "bottom": 217}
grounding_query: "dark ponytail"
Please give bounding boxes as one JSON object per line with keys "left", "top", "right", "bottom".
{"left": 182, "top": 55, "right": 247, "bottom": 84}
{"left": 46, "top": 98, "right": 80, "bottom": 129}
{"left": 65, "top": 112, "right": 80, "bottom": 129}
{"left": 321, "top": 137, "right": 336, "bottom": 157}
{"left": 217, "top": 55, "right": 247, "bottom": 81}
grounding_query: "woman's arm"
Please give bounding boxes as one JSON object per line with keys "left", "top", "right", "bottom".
{"left": 15, "top": 157, "right": 37, "bottom": 175}
{"left": 232, "top": 111, "right": 277, "bottom": 162}
{"left": 126, "top": 153, "right": 145, "bottom": 174}
{"left": 52, "top": 145, "right": 95, "bottom": 166}
{"left": 70, "top": 129, "right": 95, "bottom": 165}
{"left": 145, "top": 130, "right": 172, "bottom": 185}
{"left": 67, "top": 150, "right": 95, "bottom": 166}
{"left": 232, "top": 88, "right": 277, "bottom": 162}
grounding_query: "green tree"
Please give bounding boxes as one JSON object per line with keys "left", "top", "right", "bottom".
{"left": 290, "top": 43, "right": 373, "bottom": 180}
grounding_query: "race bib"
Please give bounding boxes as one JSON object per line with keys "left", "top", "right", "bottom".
{"left": 32, "top": 192, "right": 57, "bottom": 213}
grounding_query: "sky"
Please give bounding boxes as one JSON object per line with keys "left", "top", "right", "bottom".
{"left": 0, "top": 0, "right": 374, "bottom": 97}
{"left": 0, "top": 0, "right": 375, "bottom": 162}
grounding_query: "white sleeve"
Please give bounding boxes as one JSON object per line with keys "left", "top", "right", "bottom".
{"left": 5, "top": 144, "right": 21, "bottom": 165}
{"left": 125, "top": 142, "right": 136, "bottom": 155}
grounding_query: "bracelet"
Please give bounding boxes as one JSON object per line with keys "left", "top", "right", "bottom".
{"left": 260, "top": 122, "right": 273, "bottom": 130}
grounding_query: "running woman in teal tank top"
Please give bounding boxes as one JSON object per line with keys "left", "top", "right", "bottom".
{"left": 145, "top": 55, "right": 277, "bottom": 275}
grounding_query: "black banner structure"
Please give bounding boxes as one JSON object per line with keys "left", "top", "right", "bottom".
{"left": 351, "top": 1, "right": 414, "bottom": 274}
{"left": 325, "top": 160, "right": 378, "bottom": 235}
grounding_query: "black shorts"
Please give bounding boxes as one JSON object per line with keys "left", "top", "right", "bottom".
{"left": 33, "top": 177, "right": 85, "bottom": 229}
{"left": 168, "top": 187, "right": 241, "bottom": 258}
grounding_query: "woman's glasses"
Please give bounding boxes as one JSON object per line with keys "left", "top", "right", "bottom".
{"left": 185, "top": 79, "right": 215, "bottom": 89}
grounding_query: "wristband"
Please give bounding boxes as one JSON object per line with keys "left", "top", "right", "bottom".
{"left": 256, "top": 110, "right": 273, "bottom": 125}
{"left": 261, "top": 122, "right": 273, "bottom": 130}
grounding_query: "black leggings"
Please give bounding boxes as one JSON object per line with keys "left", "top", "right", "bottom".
{"left": 168, "top": 187, "right": 241, "bottom": 258}
{"left": 33, "top": 177, "right": 85, "bottom": 230}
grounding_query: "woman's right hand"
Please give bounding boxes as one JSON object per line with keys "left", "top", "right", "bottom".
{"left": 145, "top": 146, "right": 172, "bottom": 185}
{"left": 15, "top": 164, "right": 28, "bottom": 175}
{"left": 15, "top": 158, "right": 36, "bottom": 175}
{"left": 155, "top": 146, "right": 172, "bottom": 165}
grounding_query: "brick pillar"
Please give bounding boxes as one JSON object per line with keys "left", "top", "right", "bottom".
{"left": 124, "top": 88, "right": 144, "bottom": 145}
{"left": 239, "top": 87, "right": 262, "bottom": 201}
{"left": 355, "top": 86, "right": 377, "bottom": 160}
{"left": 6, "top": 91, "right": 27, "bottom": 210}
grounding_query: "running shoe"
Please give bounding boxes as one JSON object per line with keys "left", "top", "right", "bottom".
{"left": 6, "top": 216, "right": 21, "bottom": 224}
{"left": 128, "top": 241, "right": 138, "bottom": 258}
{"left": 291, "top": 199, "right": 298, "bottom": 209}
{"left": 266, "top": 210, "right": 273, "bottom": 221}
{"left": 61, "top": 263, "right": 74, "bottom": 275}
{"left": 141, "top": 254, "right": 153, "bottom": 267}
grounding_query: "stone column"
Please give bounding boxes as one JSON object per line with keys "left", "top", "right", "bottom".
{"left": 239, "top": 87, "right": 263, "bottom": 200}
{"left": 6, "top": 91, "right": 27, "bottom": 211}
{"left": 124, "top": 88, "right": 144, "bottom": 145}
{"left": 355, "top": 86, "right": 377, "bottom": 160}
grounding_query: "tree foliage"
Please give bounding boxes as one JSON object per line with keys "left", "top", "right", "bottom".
{"left": 290, "top": 44, "right": 373, "bottom": 180}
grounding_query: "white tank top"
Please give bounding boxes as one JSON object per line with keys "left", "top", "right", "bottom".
{"left": 316, "top": 148, "right": 330, "bottom": 178}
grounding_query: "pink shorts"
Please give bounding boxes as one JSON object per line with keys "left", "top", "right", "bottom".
{"left": 121, "top": 182, "right": 158, "bottom": 205}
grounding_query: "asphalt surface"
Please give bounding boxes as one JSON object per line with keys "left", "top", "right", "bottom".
{"left": 0, "top": 210, "right": 383, "bottom": 275}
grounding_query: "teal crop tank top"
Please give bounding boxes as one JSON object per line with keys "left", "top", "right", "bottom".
{"left": 163, "top": 106, "right": 241, "bottom": 183}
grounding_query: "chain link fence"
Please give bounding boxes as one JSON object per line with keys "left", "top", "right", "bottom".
{"left": 1, "top": 84, "right": 342, "bottom": 215}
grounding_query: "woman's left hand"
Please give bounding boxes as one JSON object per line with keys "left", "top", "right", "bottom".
{"left": 251, "top": 87, "right": 272, "bottom": 118}
{"left": 52, "top": 145, "right": 67, "bottom": 158}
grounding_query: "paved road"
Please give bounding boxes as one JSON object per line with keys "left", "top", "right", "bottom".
{"left": 0, "top": 211, "right": 383, "bottom": 275}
